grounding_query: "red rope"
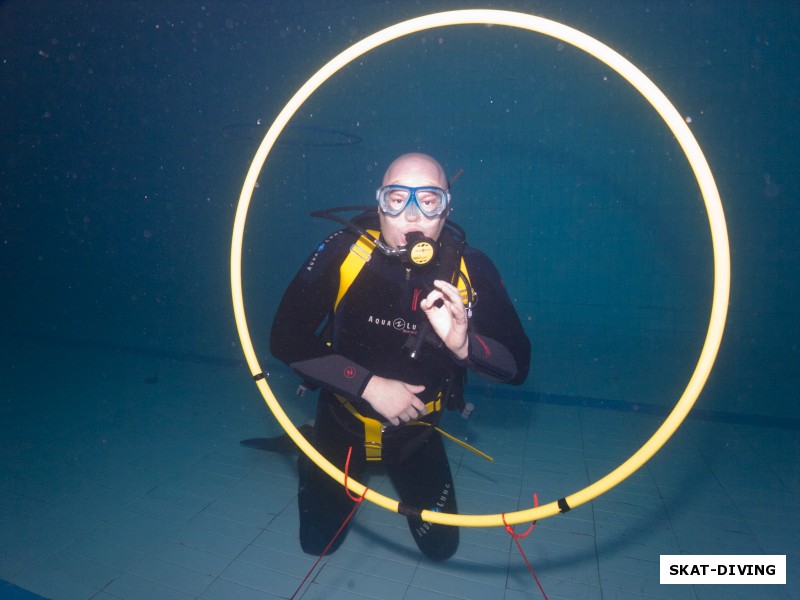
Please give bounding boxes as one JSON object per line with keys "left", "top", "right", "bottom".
{"left": 502, "top": 493, "right": 549, "bottom": 600}
{"left": 343, "top": 446, "right": 367, "bottom": 503}
{"left": 290, "top": 447, "right": 367, "bottom": 600}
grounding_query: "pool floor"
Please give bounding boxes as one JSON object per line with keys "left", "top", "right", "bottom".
{"left": 1, "top": 340, "right": 796, "bottom": 599}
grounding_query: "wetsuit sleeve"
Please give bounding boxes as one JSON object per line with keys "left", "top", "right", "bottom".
{"left": 459, "top": 249, "right": 531, "bottom": 385}
{"left": 269, "top": 232, "right": 374, "bottom": 399}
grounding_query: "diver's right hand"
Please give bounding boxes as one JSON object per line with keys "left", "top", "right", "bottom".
{"left": 361, "top": 376, "right": 427, "bottom": 427}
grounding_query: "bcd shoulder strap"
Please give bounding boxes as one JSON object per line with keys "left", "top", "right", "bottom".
{"left": 334, "top": 230, "right": 472, "bottom": 313}
{"left": 335, "top": 229, "right": 378, "bottom": 312}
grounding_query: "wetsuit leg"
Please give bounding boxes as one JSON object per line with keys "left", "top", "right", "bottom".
{"left": 386, "top": 431, "right": 459, "bottom": 561}
{"left": 297, "top": 402, "right": 365, "bottom": 556}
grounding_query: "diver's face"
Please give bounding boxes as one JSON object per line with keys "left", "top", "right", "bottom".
{"left": 378, "top": 157, "right": 448, "bottom": 249}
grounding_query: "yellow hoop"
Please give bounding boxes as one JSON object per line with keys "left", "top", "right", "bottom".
{"left": 230, "top": 10, "right": 730, "bottom": 527}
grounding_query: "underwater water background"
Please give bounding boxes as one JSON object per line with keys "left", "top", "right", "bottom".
{"left": 0, "top": 2, "right": 798, "bottom": 599}
{"left": 2, "top": 0, "right": 797, "bottom": 419}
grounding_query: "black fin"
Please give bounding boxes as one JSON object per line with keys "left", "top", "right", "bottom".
{"left": 240, "top": 424, "right": 313, "bottom": 453}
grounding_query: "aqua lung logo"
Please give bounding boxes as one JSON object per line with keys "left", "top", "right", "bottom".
{"left": 434, "top": 483, "right": 451, "bottom": 512}
{"left": 305, "top": 231, "right": 343, "bottom": 272}
{"left": 305, "top": 244, "right": 325, "bottom": 272}
{"left": 415, "top": 483, "right": 452, "bottom": 538}
{"left": 367, "top": 315, "right": 417, "bottom": 334}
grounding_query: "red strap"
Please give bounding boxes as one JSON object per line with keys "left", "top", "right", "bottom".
{"left": 291, "top": 447, "right": 367, "bottom": 599}
{"left": 502, "top": 493, "right": 548, "bottom": 600}
{"left": 502, "top": 492, "right": 538, "bottom": 538}
{"left": 344, "top": 446, "right": 369, "bottom": 503}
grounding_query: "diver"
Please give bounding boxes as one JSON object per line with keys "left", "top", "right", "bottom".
{"left": 268, "top": 152, "right": 531, "bottom": 560}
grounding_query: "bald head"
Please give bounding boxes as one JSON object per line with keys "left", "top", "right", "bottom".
{"left": 381, "top": 153, "right": 448, "bottom": 190}
{"left": 377, "top": 153, "right": 450, "bottom": 249}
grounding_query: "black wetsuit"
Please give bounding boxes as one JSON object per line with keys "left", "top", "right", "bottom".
{"left": 270, "top": 223, "right": 530, "bottom": 560}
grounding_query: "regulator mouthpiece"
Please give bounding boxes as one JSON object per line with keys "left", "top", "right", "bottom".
{"left": 403, "top": 231, "right": 437, "bottom": 267}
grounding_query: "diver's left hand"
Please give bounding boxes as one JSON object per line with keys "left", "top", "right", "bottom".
{"left": 420, "top": 279, "right": 469, "bottom": 360}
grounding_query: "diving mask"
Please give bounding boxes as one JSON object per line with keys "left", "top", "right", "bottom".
{"left": 376, "top": 185, "right": 450, "bottom": 218}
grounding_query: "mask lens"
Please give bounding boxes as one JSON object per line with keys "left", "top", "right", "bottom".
{"left": 380, "top": 187, "right": 411, "bottom": 215}
{"left": 414, "top": 188, "right": 447, "bottom": 217}
{"left": 377, "top": 186, "right": 448, "bottom": 217}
